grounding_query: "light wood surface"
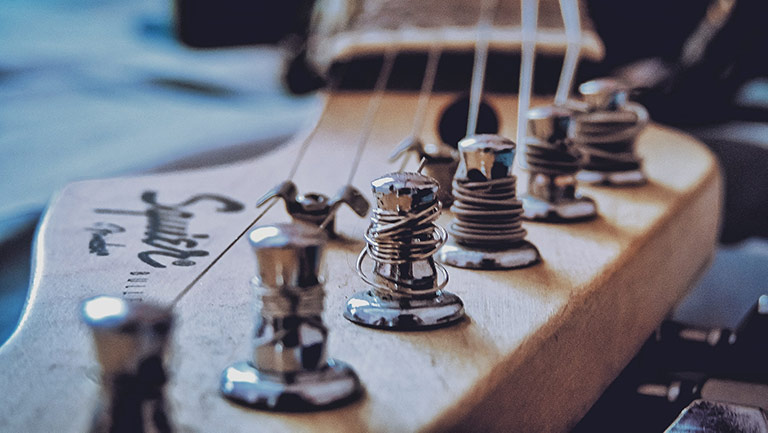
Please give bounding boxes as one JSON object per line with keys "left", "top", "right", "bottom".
{"left": 0, "top": 92, "right": 721, "bottom": 432}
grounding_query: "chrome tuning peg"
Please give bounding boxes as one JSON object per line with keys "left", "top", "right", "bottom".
{"left": 438, "top": 134, "right": 541, "bottom": 270}
{"left": 345, "top": 172, "right": 464, "bottom": 330}
{"left": 221, "top": 222, "right": 362, "bottom": 411}
{"left": 81, "top": 296, "right": 174, "bottom": 433}
{"left": 257, "top": 181, "right": 370, "bottom": 237}
{"left": 520, "top": 105, "right": 598, "bottom": 221}
{"left": 572, "top": 78, "right": 649, "bottom": 186}
{"left": 389, "top": 136, "right": 460, "bottom": 206}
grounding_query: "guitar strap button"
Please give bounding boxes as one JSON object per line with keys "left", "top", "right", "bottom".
{"left": 220, "top": 222, "right": 362, "bottom": 411}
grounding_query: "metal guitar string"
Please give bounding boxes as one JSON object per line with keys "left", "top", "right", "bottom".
{"left": 516, "top": 0, "right": 540, "bottom": 169}
{"left": 524, "top": 135, "right": 581, "bottom": 176}
{"left": 554, "top": 0, "right": 582, "bottom": 106}
{"left": 355, "top": 198, "right": 448, "bottom": 298}
{"left": 571, "top": 105, "right": 648, "bottom": 169}
{"left": 466, "top": 0, "right": 497, "bottom": 137}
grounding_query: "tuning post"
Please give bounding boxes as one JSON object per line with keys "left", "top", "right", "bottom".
{"left": 438, "top": 134, "right": 541, "bottom": 270}
{"left": 572, "top": 78, "right": 649, "bottom": 186}
{"left": 520, "top": 105, "right": 598, "bottom": 221}
{"left": 81, "top": 296, "right": 174, "bottom": 433}
{"left": 257, "top": 181, "right": 369, "bottom": 237}
{"left": 345, "top": 172, "right": 465, "bottom": 330}
{"left": 389, "top": 136, "right": 459, "bottom": 206}
{"left": 221, "top": 222, "right": 362, "bottom": 411}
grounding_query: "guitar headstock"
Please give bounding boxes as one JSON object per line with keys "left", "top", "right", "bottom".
{"left": 0, "top": 1, "right": 721, "bottom": 432}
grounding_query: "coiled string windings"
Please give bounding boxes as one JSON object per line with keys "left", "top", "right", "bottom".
{"left": 449, "top": 176, "right": 527, "bottom": 247}
{"left": 524, "top": 136, "right": 582, "bottom": 177}
{"left": 356, "top": 199, "right": 448, "bottom": 298}
{"left": 572, "top": 104, "right": 648, "bottom": 171}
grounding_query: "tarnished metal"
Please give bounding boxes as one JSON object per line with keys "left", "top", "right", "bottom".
{"left": 221, "top": 223, "right": 362, "bottom": 411}
{"left": 346, "top": 172, "right": 464, "bottom": 330}
{"left": 82, "top": 296, "right": 174, "bottom": 433}
{"left": 438, "top": 134, "right": 541, "bottom": 270}
{"left": 572, "top": 78, "right": 649, "bottom": 186}
{"left": 521, "top": 105, "right": 597, "bottom": 221}
{"left": 257, "top": 181, "right": 369, "bottom": 237}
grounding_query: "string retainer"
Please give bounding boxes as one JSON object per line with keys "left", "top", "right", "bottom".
{"left": 345, "top": 172, "right": 464, "bottom": 330}
{"left": 257, "top": 181, "right": 369, "bottom": 237}
{"left": 438, "top": 134, "right": 541, "bottom": 270}
{"left": 389, "top": 135, "right": 460, "bottom": 206}
{"left": 572, "top": 78, "right": 649, "bottom": 186}
{"left": 521, "top": 105, "right": 597, "bottom": 221}
{"left": 81, "top": 296, "right": 174, "bottom": 433}
{"left": 220, "top": 222, "right": 362, "bottom": 411}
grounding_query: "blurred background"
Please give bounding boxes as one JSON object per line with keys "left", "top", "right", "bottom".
{"left": 1, "top": 0, "right": 767, "bottom": 430}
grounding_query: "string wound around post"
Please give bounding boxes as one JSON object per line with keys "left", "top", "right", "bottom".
{"left": 520, "top": 105, "right": 598, "bottom": 222}
{"left": 257, "top": 180, "right": 370, "bottom": 237}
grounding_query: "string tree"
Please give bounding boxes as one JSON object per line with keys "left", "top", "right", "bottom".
{"left": 520, "top": 105, "right": 598, "bottom": 222}
{"left": 572, "top": 78, "right": 649, "bottom": 186}
{"left": 256, "top": 180, "right": 370, "bottom": 237}
{"left": 81, "top": 296, "right": 174, "bottom": 433}
{"left": 345, "top": 172, "right": 465, "bottom": 330}
{"left": 388, "top": 135, "right": 459, "bottom": 206}
{"left": 221, "top": 222, "right": 362, "bottom": 411}
{"left": 438, "top": 134, "right": 541, "bottom": 270}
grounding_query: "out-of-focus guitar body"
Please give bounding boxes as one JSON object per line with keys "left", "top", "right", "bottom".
{"left": 0, "top": 1, "right": 721, "bottom": 432}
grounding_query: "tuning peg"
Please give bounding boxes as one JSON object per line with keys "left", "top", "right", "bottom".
{"left": 438, "top": 134, "right": 540, "bottom": 270}
{"left": 520, "top": 105, "right": 597, "bottom": 222}
{"left": 345, "top": 172, "right": 464, "bottom": 330}
{"left": 257, "top": 181, "right": 370, "bottom": 237}
{"left": 389, "top": 136, "right": 460, "bottom": 206}
{"left": 572, "top": 78, "right": 649, "bottom": 186}
{"left": 221, "top": 222, "right": 362, "bottom": 411}
{"left": 81, "top": 296, "right": 173, "bottom": 433}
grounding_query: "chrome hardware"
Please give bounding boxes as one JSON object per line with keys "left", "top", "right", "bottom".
{"left": 572, "top": 78, "right": 649, "bottom": 186}
{"left": 345, "top": 172, "right": 464, "bottom": 330}
{"left": 389, "top": 136, "right": 460, "bottom": 206}
{"left": 82, "top": 296, "right": 173, "bottom": 433}
{"left": 257, "top": 181, "right": 370, "bottom": 237}
{"left": 221, "top": 222, "right": 362, "bottom": 411}
{"left": 438, "top": 134, "right": 541, "bottom": 270}
{"left": 521, "top": 105, "right": 597, "bottom": 221}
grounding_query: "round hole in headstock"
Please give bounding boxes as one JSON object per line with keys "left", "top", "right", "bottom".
{"left": 438, "top": 95, "right": 499, "bottom": 148}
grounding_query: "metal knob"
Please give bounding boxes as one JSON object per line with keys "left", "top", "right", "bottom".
{"left": 455, "top": 134, "right": 516, "bottom": 181}
{"left": 221, "top": 222, "right": 362, "bottom": 411}
{"left": 82, "top": 296, "right": 173, "bottom": 433}
{"left": 345, "top": 173, "right": 464, "bottom": 330}
{"left": 388, "top": 136, "right": 460, "bottom": 205}
{"left": 578, "top": 78, "right": 628, "bottom": 111}
{"left": 521, "top": 105, "right": 597, "bottom": 221}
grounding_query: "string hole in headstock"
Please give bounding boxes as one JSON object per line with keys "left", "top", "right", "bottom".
{"left": 438, "top": 94, "right": 499, "bottom": 148}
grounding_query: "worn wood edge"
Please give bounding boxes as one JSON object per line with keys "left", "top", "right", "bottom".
{"left": 426, "top": 140, "right": 723, "bottom": 432}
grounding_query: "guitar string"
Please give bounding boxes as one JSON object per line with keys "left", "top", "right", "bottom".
{"left": 554, "top": 0, "right": 581, "bottom": 106}
{"left": 516, "top": 0, "right": 540, "bottom": 169}
{"left": 170, "top": 53, "right": 395, "bottom": 307}
{"left": 466, "top": 0, "right": 498, "bottom": 137}
{"left": 169, "top": 64, "right": 352, "bottom": 308}
{"left": 345, "top": 48, "right": 397, "bottom": 185}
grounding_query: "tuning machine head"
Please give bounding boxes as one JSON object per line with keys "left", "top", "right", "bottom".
{"left": 573, "top": 78, "right": 649, "bottom": 186}
{"left": 345, "top": 172, "right": 465, "bottom": 330}
{"left": 257, "top": 181, "right": 369, "bottom": 237}
{"left": 221, "top": 222, "right": 362, "bottom": 411}
{"left": 520, "top": 105, "right": 597, "bottom": 222}
{"left": 82, "top": 296, "right": 173, "bottom": 432}
{"left": 389, "top": 135, "right": 460, "bottom": 206}
{"left": 437, "top": 134, "right": 540, "bottom": 270}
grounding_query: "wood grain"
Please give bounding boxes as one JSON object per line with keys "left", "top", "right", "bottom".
{"left": 0, "top": 93, "right": 721, "bottom": 432}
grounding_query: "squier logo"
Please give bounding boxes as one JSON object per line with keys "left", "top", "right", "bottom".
{"left": 92, "top": 192, "right": 245, "bottom": 268}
